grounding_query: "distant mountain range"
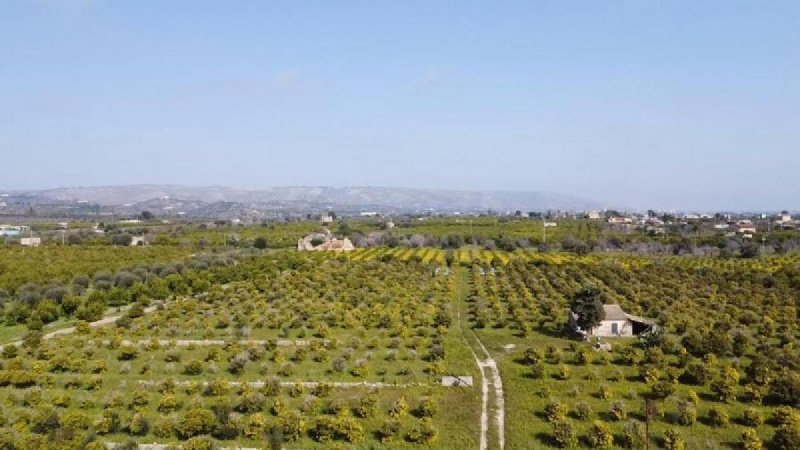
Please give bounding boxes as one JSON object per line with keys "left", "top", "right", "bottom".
{"left": 0, "top": 185, "right": 605, "bottom": 218}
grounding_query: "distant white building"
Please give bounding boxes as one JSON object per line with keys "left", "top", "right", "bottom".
{"left": 607, "top": 216, "right": 633, "bottom": 224}
{"left": 359, "top": 212, "right": 379, "bottom": 217}
{"left": 321, "top": 214, "right": 334, "bottom": 224}
{"left": 20, "top": 237, "right": 42, "bottom": 247}
{"left": 297, "top": 228, "right": 354, "bottom": 252}
{"left": 0, "top": 225, "right": 30, "bottom": 237}
{"left": 586, "top": 211, "right": 602, "bottom": 220}
{"left": 130, "top": 236, "right": 148, "bottom": 246}
{"left": 735, "top": 223, "right": 757, "bottom": 234}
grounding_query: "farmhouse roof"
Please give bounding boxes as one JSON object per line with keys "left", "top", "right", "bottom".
{"left": 624, "top": 313, "right": 656, "bottom": 326}
{"left": 603, "top": 304, "right": 628, "bottom": 321}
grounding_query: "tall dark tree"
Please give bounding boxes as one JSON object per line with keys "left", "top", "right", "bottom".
{"left": 253, "top": 237, "right": 268, "bottom": 250}
{"left": 570, "top": 285, "right": 605, "bottom": 335}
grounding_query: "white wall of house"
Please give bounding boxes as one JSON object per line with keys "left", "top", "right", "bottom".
{"left": 592, "top": 319, "right": 632, "bottom": 337}
{"left": 20, "top": 237, "right": 41, "bottom": 247}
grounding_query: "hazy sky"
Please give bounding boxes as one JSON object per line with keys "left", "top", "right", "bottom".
{"left": 1, "top": 1, "right": 798, "bottom": 210}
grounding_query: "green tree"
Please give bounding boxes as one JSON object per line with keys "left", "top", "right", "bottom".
{"left": 710, "top": 366, "right": 740, "bottom": 402}
{"left": 570, "top": 285, "right": 605, "bottom": 335}
{"left": 772, "top": 416, "right": 800, "bottom": 450}
{"left": 253, "top": 237, "right": 268, "bottom": 249}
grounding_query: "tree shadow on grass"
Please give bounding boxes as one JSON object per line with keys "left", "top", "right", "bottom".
{"left": 534, "top": 431, "right": 559, "bottom": 448}
{"left": 697, "top": 391, "right": 718, "bottom": 402}
{"left": 537, "top": 324, "right": 581, "bottom": 340}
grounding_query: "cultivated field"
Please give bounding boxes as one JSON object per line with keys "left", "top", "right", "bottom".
{"left": 0, "top": 246, "right": 798, "bottom": 449}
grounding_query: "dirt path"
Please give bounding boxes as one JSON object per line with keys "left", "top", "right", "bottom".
{"left": 476, "top": 338, "right": 505, "bottom": 450}
{"left": 137, "top": 379, "right": 426, "bottom": 389}
{"left": 455, "top": 268, "right": 506, "bottom": 450}
{"left": 0, "top": 302, "right": 164, "bottom": 352}
{"left": 95, "top": 338, "right": 326, "bottom": 347}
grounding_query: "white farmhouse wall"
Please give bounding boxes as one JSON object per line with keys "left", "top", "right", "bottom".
{"left": 591, "top": 319, "right": 632, "bottom": 337}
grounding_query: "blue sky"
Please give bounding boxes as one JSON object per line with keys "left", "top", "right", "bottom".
{"left": 1, "top": 1, "right": 798, "bottom": 210}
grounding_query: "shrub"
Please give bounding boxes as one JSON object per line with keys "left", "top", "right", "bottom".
{"left": 707, "top": 406, "right": 729, "bottom": 427}
{"left": 523, "top": 347, "right": 543, "bottom": 365}
{"left": 228, "top": 352, "right": 249, "bottom": 375}
{"left": 204, "top": 378, "right": 229, "bottom": 397}
{"left": 261, "top": 377, "right": 281, "bottom": 397}
{"left": 683, "top": 360, "right": 710, "bottom": 385}
{"left": 587, "top": 420, "right": 613, "bottom": 448}
{"left": 652, "top": 380, "right": 676, "bottom": 399}
{"left": 278, "top": 412, "right": 307, "bottom": 442}
{"left": 710, "top": 366, "right": 740, "bottom": 402}
{"left": 354, "top": 392, "right": 378, "bottom": 419}
{"left": 312, "top": 415, "right": 364, "bottom": 443}
{"left": 575, "top": 349, "right": 589, "bottom": 365}
{"left": 243, "top": 413, "right": 269, "bottom": 439}
{"left": 663, "top": 428, "right": 685, "bottom": 450}
{"left": 152, "top": 416, "right": 175, "bottom": 438}
{"left": 406, "top": 417, "right": 438, "bottom": 445}
{"left": 771, "top": 416, "right": 800, "bottom": 450}
{"left": 388, "top": 397, "right": 409, "bottom": 420}
{"left": 272, "top": 397, "right": 289, "bottom": 417}
{"left": 182, "top": 436, "right": 216, "bottom": 450}
{"left": 610, "top": 401, "right": 627, "bottom": 421}
{"left": 599, "top": 384, "right": 612, "bottom": 400}
{"left": 130, "top": 389, "right": 149, "bottom": 408}
{"left": 530, "top": 362, "right": 545, "bottom": 379}
{"left": 176, "top": 406, "right": 216, "bottom": 439}
{"left": 741, "top": 428, "right": 763, "bottom": 450}
{"left": 573, "top": 401, "right": 592, "bottom": 420}
{"left": 377, "top": 419, "right": 401, "bottom": 443}
{"left": 676, "top": 400, "right": 696, "bottom": 426}
{"left": 742, "top": 408, "right": 764, "bottom": 427}
{"left": 558, "top": 364, "right": 570, "bottom": 380}
{"left": 117, "top": 346, "right": 138, "bottom": 361}
{"left": 414, "top": 397, "right": 438, "bottom": 418}
{"left": 94, "top": 409, "right": 120, "bottom": 434}
{"left": 771, "top": 370, "right": 800, "bottom": 406}
{"left": 772, "top": 407, "right": 798, "bottom": 427}
{"left": 128, "top": 412, "right": 149, "bottom": 436}
{"left": 545, "top": 401, "right": 568, "bottom": 422}
{"left": 183, "top": 360, "right": 204, "bottom": 376}
{"left": 551, "top": 419, "right": 577, "bottom": 448}
{"left": 237, "top": 389, "right": 265, "bottom": 414}
{"left": 621, "top": 420, "right": 646, "bottom": 449}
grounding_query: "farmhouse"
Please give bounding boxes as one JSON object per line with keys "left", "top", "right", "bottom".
{"left": 735, "top": 222, "right": 757, "bottom": 234}
{"left": 130, "top": 236, "right": 149, "bottom": 246}
{"left": 297, "top": 228, "right": 355, "bottom": 252}
{"left": 570, "top": 304, "right": 656, "bottom": 337}
{"left": 20, "top": 237, "right": 42, "bottom": 247}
